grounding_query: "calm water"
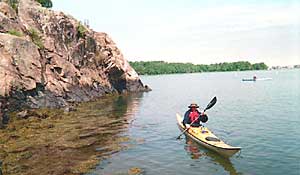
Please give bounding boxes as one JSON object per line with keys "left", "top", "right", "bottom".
{"left": 89, "top": 69, "right": 300, "bottom": 175}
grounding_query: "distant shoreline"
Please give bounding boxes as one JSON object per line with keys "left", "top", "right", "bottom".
{"left": 136, "top": 67, "right": 299, "bottom": 77}
{"left": 130, "top": 61, "right": 268, "bottom": 75}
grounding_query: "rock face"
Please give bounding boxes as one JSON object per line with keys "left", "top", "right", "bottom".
{"left": 0, "top": 0, "right": 149, "bottom": 114}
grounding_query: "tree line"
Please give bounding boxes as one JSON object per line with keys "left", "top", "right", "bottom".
{"left": 129, "top": 61, "right": 268, "bottom": 75}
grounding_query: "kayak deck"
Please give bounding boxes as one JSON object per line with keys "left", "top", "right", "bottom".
{"left": 176, "top": 113, "right": 241, "bottom": 157}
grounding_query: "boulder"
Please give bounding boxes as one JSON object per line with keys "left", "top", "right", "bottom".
{"left": 0, "top": 33, "right": 42, "bottom": 96}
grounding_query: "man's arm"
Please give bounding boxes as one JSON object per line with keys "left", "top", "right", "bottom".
{"left": 183, "top": 111, "right": 190, "bottom": 127}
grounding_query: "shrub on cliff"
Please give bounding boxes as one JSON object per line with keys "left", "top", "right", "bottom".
{"left": 7, "top": 0, "right": 18, "bottom": 11}
{"left": 7, "top": 29, "right": 23, "bottom": 37}
{"left": 36, "top": 0, "right": 52, "bottom": 8}
{"left": 77, "top": 23, "right": 87, "bottom": 39}
{"left": 28, "top": 28, "right": 44, "bottom": 49}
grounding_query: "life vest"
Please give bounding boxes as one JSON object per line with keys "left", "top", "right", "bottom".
{"left": 189, "top": 111, "right": 199, "bottom": 122}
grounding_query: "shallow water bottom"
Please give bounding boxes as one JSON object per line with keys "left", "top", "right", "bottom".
{"left": 0, "top": 94, "right": 142, "bottom": 175}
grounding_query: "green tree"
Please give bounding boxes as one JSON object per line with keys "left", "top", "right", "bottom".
{"left": 252, "top": 62, "right": 268, "bottom": 70}
{"left": 36, "top": 0, "right": 52, "bottom": 8}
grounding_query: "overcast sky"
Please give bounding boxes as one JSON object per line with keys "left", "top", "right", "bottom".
{"left": 52, "top": 0, "right": 300, "bottom": 66}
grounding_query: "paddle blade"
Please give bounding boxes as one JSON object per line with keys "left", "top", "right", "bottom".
{"left": 204, "top": 96, "right": 217, "bottom": 112}
{"left": 176, "top": 132, "right": 185, "bottom": 139}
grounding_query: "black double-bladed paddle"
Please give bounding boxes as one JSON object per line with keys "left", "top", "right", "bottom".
{"left": 176, "top": 96, "right": 217, "bottom": 140}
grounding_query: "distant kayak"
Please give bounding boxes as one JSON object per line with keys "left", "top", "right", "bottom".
{"left": 242, "top": 78, "right": 272, "bottom": 81}
{"left": 242, "top": 78, "right": 256, "bottom": 81}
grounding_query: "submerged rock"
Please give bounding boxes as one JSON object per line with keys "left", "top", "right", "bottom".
{"left": 128, "top": 167, "right": 144, "bottom": 175}
{"left": 0, "top": 0, "right": 150, "bottom": 115}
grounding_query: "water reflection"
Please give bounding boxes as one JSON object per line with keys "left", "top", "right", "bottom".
{"left": 73, "top": 93, "right": 145, "bottom": 156}
{"left": 0, "top": 93, "right": 144, "bottom": 175}
{"left": 184, "top": 137, "right": 241, "bottom": 175}
{"left": 112, "top": 93, "right": 144, "bottom": 122}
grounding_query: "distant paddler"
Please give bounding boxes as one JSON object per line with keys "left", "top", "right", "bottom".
{"left": 253, "top": 75, "right": 257, "bottom": 81}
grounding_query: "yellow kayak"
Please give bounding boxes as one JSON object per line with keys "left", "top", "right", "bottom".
{"left": 176, "top": 113, "right": 241, "bottom": 157}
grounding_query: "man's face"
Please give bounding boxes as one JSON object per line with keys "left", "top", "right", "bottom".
{"left": 191, "top": 107, "right": 196, "bottom": 111}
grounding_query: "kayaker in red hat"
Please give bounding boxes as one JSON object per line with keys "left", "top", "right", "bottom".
{"left": 183, "top": 103, "right": 205, "bottom": 128}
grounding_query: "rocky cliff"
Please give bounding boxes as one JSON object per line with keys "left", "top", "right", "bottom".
{"left": 0, "top": 0, "right": 149, "bottom": 116}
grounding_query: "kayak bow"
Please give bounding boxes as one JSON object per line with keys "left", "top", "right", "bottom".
{"left": 176, "top": 113, "right": 241, "bottom": 157}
